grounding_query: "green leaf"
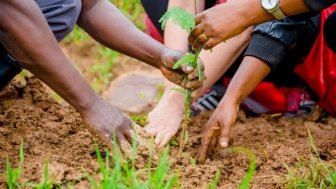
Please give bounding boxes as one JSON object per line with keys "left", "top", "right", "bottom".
{"left": 173, "top": 53, "right": 196, "bottom": 69}
{"left": 159, "top": 7, "right": 195, "bottom": 32}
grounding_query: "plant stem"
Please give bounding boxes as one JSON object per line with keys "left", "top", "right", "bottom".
{"left": 178, "top": 0, "right": 204, "bottom": 152}
{"left": 179, "top": 49, "right": 201, "bottom": 152}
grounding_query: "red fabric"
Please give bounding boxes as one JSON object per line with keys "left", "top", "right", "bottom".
{"left": 216, "top": 0, "right": 227, "bottom": 4}
{"left": 145, "top": 16, "right": 164, "bottom": 43}
{"left": 145, "top": 0, "right": 228, "bottom": 42}
{"left": 223, "top": 78, "right": 286, "bottom": 114}
{"left": 295, "top": 4, "right": 336, "bottom": 115}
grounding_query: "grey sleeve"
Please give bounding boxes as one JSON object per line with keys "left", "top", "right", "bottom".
{"left": 35, "top": 0, "right": 82, "bottom": 42}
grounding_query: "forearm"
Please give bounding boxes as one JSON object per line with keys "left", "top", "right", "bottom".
{"left": 221, "top": 56, "right": 271, "bottom": 105}
{"left": 197, "top": 28, "right": 252, "bottom": 97}
{"left": 235, "top": 0, "right": 336, "bottom": 28}
{"left": 78, "top": 0, "right": 165, "bottom": 68}
{"left": 0, "top": 0, "right": 98, "bottom": 113}
{"left": 164, "top": 0, "right": 204, "bottom": 51}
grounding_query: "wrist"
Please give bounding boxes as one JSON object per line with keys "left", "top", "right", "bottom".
{"left": 241, "top": 0, "right": 274, "bottom": 27}
{"left": 75, "top": 92, "right": 101, "bottom": 116}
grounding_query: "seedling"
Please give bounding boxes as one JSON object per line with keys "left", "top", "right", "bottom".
{"left": 160, "top": 4, "right": 204, "bottom": 150}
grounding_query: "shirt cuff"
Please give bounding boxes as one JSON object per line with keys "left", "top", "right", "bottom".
{"left": 244, "top": 33, "right": 288, "bottom": 71}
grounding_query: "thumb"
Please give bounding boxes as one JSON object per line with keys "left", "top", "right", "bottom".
{"left": 219, "top": 121, "right": 230, "bottom": 148}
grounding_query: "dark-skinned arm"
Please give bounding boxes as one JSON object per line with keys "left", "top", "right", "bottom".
{"left": 78, "top": 0, "right": 203, "bottom": 90}
{"left": 197, "top": 56, "right": 271, "bottom": 162}
{"left": 78, "top": 0, "right": 164, "bottom": 68}
{"left": 189, "top": 0, "right": 333, "bottom": 50}
{"left": 0, "top": 0, "right": 132, "bottom": 149}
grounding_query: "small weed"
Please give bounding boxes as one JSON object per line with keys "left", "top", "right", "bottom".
{"left": 208, "top": 169, "right": 221, "bottom": 189}
{"left": 5, "top": 140, "right": 24, "bottom": 189}
{"left": 28, "top": 161, "right": 54, "bottom": 189}
{"left": 232, "top": 147, "right": 257, "bottom": 189}
{"left": 284, "top": 129, "right": 336, "bottom": 189}
{"left": 87, "top": 139, "right": 179, "bottom": 189}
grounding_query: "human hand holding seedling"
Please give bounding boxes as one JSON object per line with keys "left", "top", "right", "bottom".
{"left": 160, "top": 6, "right": 205, "bottom": 151}
{"left": 159, "top": 48, "right": 204, "bottom": 92}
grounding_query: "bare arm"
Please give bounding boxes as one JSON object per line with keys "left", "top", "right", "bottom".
{"left": 189, "top": 0, "right": 313, "bottom": 50}
{"left": 0, "top": 0, "right": 96, "bottom": 112}
{"left": 0, "top": 0, "right": 133, "bottom": 149}
{"left": 78, "top": 0, "right": 167, "bottom": 68}
{"left": 197, "top": 56, "right": 271, "bottom": 162}
{"left": 78, "top": 0, "right": 204, "bottom": 90}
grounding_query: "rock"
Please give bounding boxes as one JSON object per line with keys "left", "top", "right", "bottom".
{"left": 104, "top": 72, "right": 164, "bottom": 114}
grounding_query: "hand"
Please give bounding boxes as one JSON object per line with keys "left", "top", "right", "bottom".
{"left": 159, "top": 48, "right": 205, "bottom": 92}
{"left": 188, "top": 2, "right": 250, "bottom": 50}
{"left": 80, "top": 97, "right": 133, "bottom": 151}
{"left": 196, "top": 99, "right": 239, "bottom": 162}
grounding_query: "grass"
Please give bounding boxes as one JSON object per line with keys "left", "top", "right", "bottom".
{"left": 4, "top": 137, "right": 226, "bottom": 188}
{"left": 284, "top": 129, "right": 336, "bottom": 189}
{"left": 232, "top": 147, "right": 256, "bottom": 189}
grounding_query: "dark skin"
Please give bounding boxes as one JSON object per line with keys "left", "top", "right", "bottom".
{"left": 197, "top": 56, "right": 271, "bottom": 162}
{"left": 188, "top": 0, "right": 321, "bottom": 162}
{"left": 0, "top": 0, "right": 203, "bottom": 150}
{"left": 188, "top": 0, "right": 310, "bottom": 50}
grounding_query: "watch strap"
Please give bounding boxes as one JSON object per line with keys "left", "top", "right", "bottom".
{"left": 271, "top": 8, "right": 286, "bottom": 20}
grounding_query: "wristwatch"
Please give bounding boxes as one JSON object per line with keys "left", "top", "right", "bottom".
{"left": 261, "top": 0, "right": 286, "bottom": 20}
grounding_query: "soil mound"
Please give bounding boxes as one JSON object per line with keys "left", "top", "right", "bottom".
{"left": 0, "top": 77, "right": 335, "bottom": 188}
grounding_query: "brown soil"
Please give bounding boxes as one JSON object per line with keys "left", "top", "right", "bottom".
{"left": 1, "top": 77, "right": 336, "bottom": 188}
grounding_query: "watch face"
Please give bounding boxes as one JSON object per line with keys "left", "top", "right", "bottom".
{"left": 262, "top": 0, "right": 278, "bottom": 10}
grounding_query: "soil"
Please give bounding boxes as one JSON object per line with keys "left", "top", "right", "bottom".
{"left": 0, "top": 36, "right": 334, "bottom": 188}
{"left": 0, "top": 77, "right": 336, "bottom": 189}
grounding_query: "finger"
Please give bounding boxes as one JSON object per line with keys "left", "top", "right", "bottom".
{"left": 196, "top": 122, "right": 220, "bottom": 162}
{"left": 115, "top": 130, "right": 132, "bottom": 155}
{"left": 180, "top": 64, "right": 194, "bottom": 74}
{"left": 208, "top": 134, "right": 219, "bottom": 154}
{"left": 191, "top": 87, "right": 203, "bottom": 99}
{"left": 188, "top": 24, "right": 204, "bottom": 44}
{"left": 158, "top": 132, "right": 175, "bottom": 148}
{"left": 116, "top": 130, "right": 126, "bottom": 146}
{"left": 123, "top": 126, "right": 133, "bottom": 144}
{"left": 195, "top": 14, "right": 202, "bottom": 25}
{"left": 219, "top": 122, "right": 230, "bottom": 148}
{"left": 160, "top": 67, "right": 185, "bottom": 85}
{"left": 185, "top": 79, "right": 203, "bottom": 90}
{"left": 145, "top": 124, "right": 158, "bottom": 136}
{"left": 192, "top": 33, "right": 210, "bottom": 51}
{"left": 154, "top": 132, "right": 165, "bottom": 147}
{"left": 187, "top": 63, "right": 205, "bottom": 80}
{"left": 203, "top": 36, "right": 223, "bottom": 50}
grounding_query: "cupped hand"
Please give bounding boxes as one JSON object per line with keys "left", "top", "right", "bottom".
{"left": 188, "top": 2, "right": 249, "bottom": 50}
{"left": 160, "top": 48, "right": 205, "bottom": 92}
{"left": 196, "top": 99, "right": 239, "bottom": 162}
{"left": 80, "top": 97, "right": 133, "bottom": 152}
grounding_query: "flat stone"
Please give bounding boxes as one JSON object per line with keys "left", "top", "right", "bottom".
{"left": 104, "top": 72, "right": 164, "bottom": 114}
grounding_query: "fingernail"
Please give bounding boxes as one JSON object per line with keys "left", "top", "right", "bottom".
{"left": 184, "top": 65, "right": 193, "bottom": 72}
{"left": 220, "top": 138, "right": 229, "bottom": 148}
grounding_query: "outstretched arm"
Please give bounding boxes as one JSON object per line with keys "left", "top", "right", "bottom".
{"left": 78, "top": 0, "right": 203, "bottom": 90}
{"left": 188, "top": 0, "right": 333, "bottom": 50}
{"left": 0, "top": 0, "right": 132, "bottom": 149}
{"left": 197, "top": 56, "right": 271, "bottom": 162}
